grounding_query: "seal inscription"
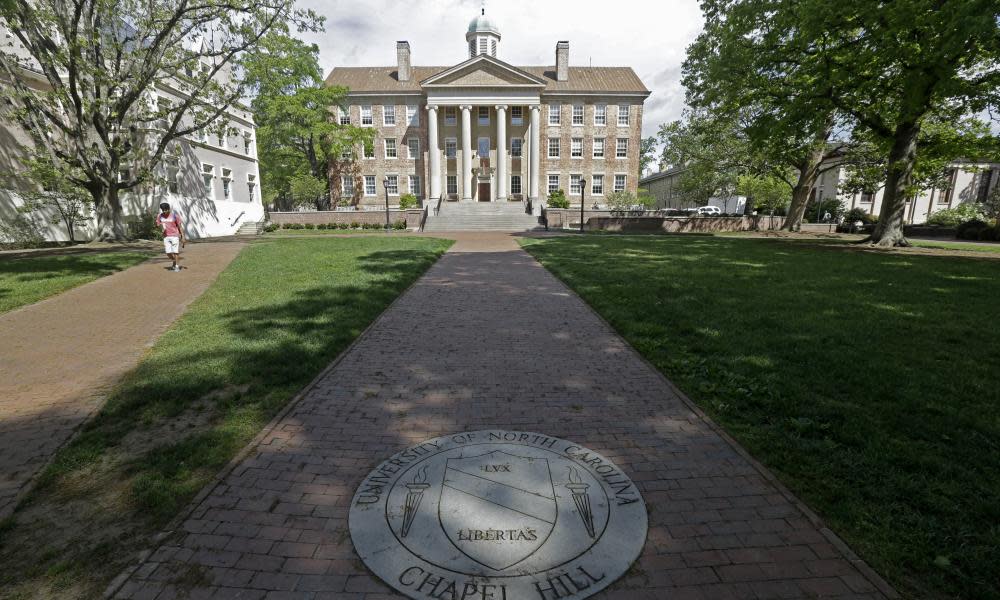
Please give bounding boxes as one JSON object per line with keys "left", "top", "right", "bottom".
{"left": 349, "top": 430, "right": 647, "bottom": 600}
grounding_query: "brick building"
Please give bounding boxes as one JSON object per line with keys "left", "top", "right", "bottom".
{"left": 324, "top": 8, "right": 650, "bottom": 216}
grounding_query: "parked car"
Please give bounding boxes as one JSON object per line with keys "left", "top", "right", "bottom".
{"left": 696, "top": 206, "right": 722, "bottom": 216}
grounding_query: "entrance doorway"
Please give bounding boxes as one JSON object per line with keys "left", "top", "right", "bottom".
{"left": 478, "top": 182, "right": 491, "bottom": 201}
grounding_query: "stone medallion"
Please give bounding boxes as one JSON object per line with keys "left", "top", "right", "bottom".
{"left": 349, "top": 430, "right": 647, "bottom": 600}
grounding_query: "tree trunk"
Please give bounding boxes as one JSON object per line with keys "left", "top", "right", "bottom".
{"left": 870, "top": 122, "right": 920, "bottom": 247}
{"left": 782, "top": 118, "right": 833, "bottom": 231}
{"left": 93, "top": 185, "right": 127, "bottom": 241}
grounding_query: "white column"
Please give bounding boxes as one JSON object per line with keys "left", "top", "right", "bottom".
{"left": 426, "top": 105, "right": 440, "bottom": 201}
{"left": 460, "top": 104, "right": 473, "bottom": 201}
{"left": 495, "top": 105, "right": 507, "bottom": 201}
{"left": 529, "top": 105, "right": 541, "bottom": 212}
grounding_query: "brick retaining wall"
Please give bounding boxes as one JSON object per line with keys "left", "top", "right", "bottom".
{"left": 544, "top": 209, "right": 786, "bottom": 232}
{"left": 269, "top": 209, "right": 424, "bottom": 230}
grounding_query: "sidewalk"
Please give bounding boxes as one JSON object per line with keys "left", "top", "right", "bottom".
{"left": 114, "top": 233, "right": 894, "bottom": 599}
{"left": 0, "top": 241, "right": 245, "bottom": 519}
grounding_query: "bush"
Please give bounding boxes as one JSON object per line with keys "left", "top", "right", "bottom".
{"left": 926, "top": 203, "right": 987, "bottom": 227}
{"left": 338, "top": 222, "right": 350, "bottom": 230}
{"left": 288, "top": 223, "right": 304, "bottom": 230}
{"left": 0, "top": 214, "right": 45, "bottom": 249}
{"left": 124, "top": 214, "right": 163, "bottom": 241}
{"left": 398, "top": 193, "right": 418, "bottom": 210}
{"left": 303, "top": 223, "right": 315, "bottom": 230}
{"left": 548, "top": 189, "right": 570, "bottom": 209}
{"left": 350, "top": 221, "right": 360, "bottom": 229}
{"left": 262, "top": 223, "right": 279, "bottom": 233}
{"left": 803, "top": 198, "right": 845, "bottom": 223}
{"left": 393, "top": 219, "right": 407, "bottom": 230}
{"left": 956, "top": 219, "right": 989, "bottom": 240}
{"left": 978, "top": 226, "right": 999, "bottom": 242}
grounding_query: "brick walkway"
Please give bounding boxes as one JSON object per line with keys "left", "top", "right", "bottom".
{"left": 0, "top": 241, "right": 244, "bottom": 519}
{"left": 113, "top": 233, "right": 894, "bottom": 599}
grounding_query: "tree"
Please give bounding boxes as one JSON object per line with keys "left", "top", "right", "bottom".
{"left": 288, "top": 173, "right": 326, "bottom": 210}
{"left": 242, "top": 33, "right": 373, "bottom": 210}
{"left": 737, "top": 174, "right": 792, "bottom": 217}
{"left": 15, "top": 155, "right": 93, "bottom": 241}
{"left": 639, "top": 136, "right": 658, "bottom": 178}
{"left": 0, "top": 0, "right": 319, "bottom": 239}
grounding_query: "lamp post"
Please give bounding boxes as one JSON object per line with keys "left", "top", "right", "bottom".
{"left": 382, "top": 176, "right": 390, "bottom": 233}
{"left": 579, "top": 177, "right": 587, "bottom": 234}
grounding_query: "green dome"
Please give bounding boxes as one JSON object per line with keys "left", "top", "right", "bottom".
{"left": 467, "top": 13, "right": 500, "bottom": 35}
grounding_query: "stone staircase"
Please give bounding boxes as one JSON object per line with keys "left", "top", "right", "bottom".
{"left": 423, "top": 201, "right": 542, "bottom": 232}
{"left": 235, "top": 220, "right": 264, "bottom": 236}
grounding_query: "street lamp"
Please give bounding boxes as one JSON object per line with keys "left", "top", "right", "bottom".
{"left": 382, "top": 176, "right": 391, "bottom": 233}
{"left": 579, "top": 177, "right": 587, "bottom": 234}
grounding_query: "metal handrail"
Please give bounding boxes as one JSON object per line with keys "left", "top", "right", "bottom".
{"left": 230, "top": 211, "right": 246, "bottom": 226}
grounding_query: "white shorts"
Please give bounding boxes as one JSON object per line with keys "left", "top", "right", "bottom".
{"left": 164, "top": 236, "right": 180, "bottom": 254}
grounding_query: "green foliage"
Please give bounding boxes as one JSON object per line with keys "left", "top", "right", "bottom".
{"left": 926, "top": 204, "right": 988, "bottom": 227}
{"left": 547, "top": 189, "right": 569, "bottom": 209}
{"left": 288, "top": 174, "right": 327, "bottom": 210}
{"left": 262, "top": 223, "right": 279, "bottom": 233}
{"left": 393, "top": 219, "right": 408, "bottom": 230}
{"left": 124, "top": 214, "right": 164, "bottom": 241}
{"left": 0, "top": 213, "right": 44, "bottom": 250}
{"left": 398, "top": 193, "right": 418, "bottom": 209}
{"left": 955, "top": 219, "right": 993, "bottom": 240}
{"left": 605, "top": 190, "right": 654, "bottom": 213}
{"left": 639, "top": 136, "right": 658, "bottom": 177}
{"left": 804, "top": 198, "right": 846, "bottom": 223}
{"left": 12, "top": 156, "right": 93, "bottom": 242}
{"left": 737, "top": 175, "right": 791, "bottom": 215}
{"left": 843, "top": 207, "right": 874, "bottom": 226}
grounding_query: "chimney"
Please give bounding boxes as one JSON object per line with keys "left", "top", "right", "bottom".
{"left": 556, "top": 41, "right": 569, "bottom": 82}
{"left": 397, "top": 41, "right": 411, "bottom": 82}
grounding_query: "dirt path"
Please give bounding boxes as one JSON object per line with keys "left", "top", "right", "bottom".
{"left": 0, "top": 241, "right": 245, "bottom": 519}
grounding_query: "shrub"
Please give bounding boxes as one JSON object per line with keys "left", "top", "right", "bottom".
{"left": 398, "top": 193, "right": 418, "bottom": 209}
{"left": 338, "top": 222, "right": 350, "bottom": 230}
{"left": 262, "top": 223, "right": 279, "bottom": 233}
{"left": 393, "top": 219, "right": 407, "bottom": 230}
{"left": 0, "top": 214, "right": 45, "bottom": 249}
{"left": 804, "top": 198, "right": 845, "bottom": 223}
{"left": 350, "top": 221, "right": 360, "bottom": 229}
{"left": 290, "top": 223, "right": 304, "bottom": 230}
{"left": 124, "top": 214, "right": 163, "bottom": 241}
{"left": 547, "top": 189, "right": 570, "bottom": 209}
{"left": 303, "top": 223, "right": 315, "bottom": 230}
{"left": 978, "top": 226, "right": 999, "bottom": 241}
{"left": 926, "top": 203, "right": 987, "bottom": 227}
{"left": 956, "top": 219, "right": 989, "bottom": 240}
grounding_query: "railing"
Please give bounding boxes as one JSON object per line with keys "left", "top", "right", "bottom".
{"left": 230, "top": 211, "right": 246, "bottom": 226}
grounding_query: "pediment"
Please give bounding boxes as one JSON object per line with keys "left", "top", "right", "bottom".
{"left": 421, "top": 56, "right": 547, "bottom": 88}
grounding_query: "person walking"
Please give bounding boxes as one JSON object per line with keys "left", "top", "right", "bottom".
{"left": 155, "top": 202, "right": 185, "bottom": 271}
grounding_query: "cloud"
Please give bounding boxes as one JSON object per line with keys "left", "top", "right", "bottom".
{"left": 297, "top": 0, "right": 705, "bottom": 139}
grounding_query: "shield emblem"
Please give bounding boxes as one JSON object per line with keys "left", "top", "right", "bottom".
{"left": 438, "top": 450, "right": 557, "bottom": 571}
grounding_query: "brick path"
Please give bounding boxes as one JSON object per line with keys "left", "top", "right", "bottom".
{"left": 0, "top": 241, "right": 244, "bottom": 519}
{"left": 113, "top": 233, "right": 894, "bottom": 600}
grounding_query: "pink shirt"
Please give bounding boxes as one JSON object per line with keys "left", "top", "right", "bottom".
{"left": 156, "top": 212, "right": 182, "bottom": 237}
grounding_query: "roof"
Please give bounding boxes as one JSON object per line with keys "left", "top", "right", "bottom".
{"left": 324, "top": 66, "right": 650, "bottom": 95}
{"left": 468, "top": 14, "right": 500, "bottom": 35}
{"left": 639, "top": 167, "right": 686, "bottom": 185}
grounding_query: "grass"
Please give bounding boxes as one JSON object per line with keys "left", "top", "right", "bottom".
{"left": 909, "top": 239, "right": 1000, "bottom": 254}
{"left": 521, "top": 234, "right": 1000, "bottom": 600}
{"left": 0, "top": 236, "right": 451, "bottom": 599}
{"left": 0, "top": 251, "right": 152, "bottom": 314}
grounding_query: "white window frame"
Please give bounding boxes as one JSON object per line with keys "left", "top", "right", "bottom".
{"left": 409, "top": 174, "right": 422, "bottom": 196}
{"left": 510, "top": 174, "right": 522, "bottom": 195}
{"left": 364, "top": 175, "right": 377, "bottom": 196}
{"left": 592, "top": 174, "right": 605, "bottom": 195}
{"left": 342, "top": 175, "right": 354, "bottom": 195}
{"left": 385, "top": 138, "right": 397, "bottom": 159}
{"left": 221, "top": 167, "right": 232, "bottom": 200}
{"left": 406, "top": 105, "right": 419, "bottom": 126}
{"left": 445, "top": 106, "right": 457, "bottom": 126}
{"left": 166, "top": 156, "right": 180, "bottom": 194}
{"left": 407, "top": 137, "right": 420, "bottom": 160}
{"left": 247, "top": 173, "right": 257, "bottom": 200}
{"left": 339, "top": 106, "right": 351, "bottom": 126}
{"left": 569, "top": 174, "right": 583, "bottom": 195}
{"left": 511, "top": 138, "right": 523, "bottom": 158}
{"left": 383, "top": 104, "right": 396, "bottom": 126}
{"left": 243, "top": 131, "right": 253, "bottom": 156}
{"left": 572, "top": 104, "right": 584, "bottom": 126}
{"left": 617, "top": 105, "right": 629, "bottom": 126}
{"left": 571, "top": 137, "right": 583, "bottom": 158}
{"left": 361, "top": 105, "right": 373, "bottom": 126}
{"left": 593, "top": 137, "right": 605, "bottom": 159}
{"left": 445, "top": 138, "right": 457, "bottom": 159}
{"left": 385, "top": 174, "right": 399, "bottom": 196}
{"left": 548, "top": 137, "right": 560, "bottom": 158}
{"left": 614, "top": 174, "right": 627, "bottom": 193}
{"left": 363, "top": 140, "right": 375, "bottom": 159}
{"left": 616, "top": 138, "right": 628, "bottom": 159}
{"left": 547, "top": 174, "right": 560, "bottom": 194}
{"left": 201, "top": 163, "right": 215, "bottom": 198}
{"left": 594, "top": 104, "right": 607, "bottom": 126}
{"left": 478, "top": 106, "right": 490, "bottom": 126}
{"left": 548, "top": 104, "right": 561, "bottom": 126}
{"left": 511, "top": 106, "right": 523, "bottom": 125}
{"left": 446, "top": 175, "right": 458, "bottom": 195}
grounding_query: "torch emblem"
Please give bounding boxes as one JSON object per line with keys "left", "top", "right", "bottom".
{"left": 401, "top": 466, "right": 429, "bottom": 538}
{"left": 566, "top": 466, "right": 595, "bottom": 538}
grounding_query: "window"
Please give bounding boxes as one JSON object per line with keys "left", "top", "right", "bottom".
{"left": 409, "top": 175, "right": 421, "bottom": 195}
{"left": 407, "top": 137, "right": 420, "bottom": 159}
{"left": 616, "top": 138, "right": 628, "bottom": 158}
{"left": 592, "top": 174, "right": 604, "bottom": 195}
{"left": 445, "top": 138, "right": 457, "bottom": 159}
{"left": 201, "top": 164, "right": 214, "bottom": 197}
{"left": 548, "top": 104, "right": 560, "bottom": 125}
{"left": 570, "top": 174, "right": 583, "bottom": 195}
{"left": 548, "top": 174, "right": 560, "bottom": 194}
{"left": 571, "top": 137, "right": 583, "bottom": 158}
{"left": 166, "top": 156, "right": 179, "bottom": 194}
{"left": 364, "top": 175, "right": 376, "bottom": 196}
{"left": 196, "top": 128, "right": 207, "bottom": 143}
{"left": 361, "top": 105, "right": 373, "bottom": 126}
{"left": 445, "top": 106, "right": 457, "bottom": 126}
{"left": 593, "top": 137, "right": 605, "bottom": 158}
{"left": 155, "top": 97, "right": 170, "bottom": 130}
{"left": 222, "top": 168, "right": 232, "bottom": 199}
{"left": 243, "top": 132, "right": 253, "bottom": 155}
{"left": 511, "top": 175, "right": 522, "bottom": 195}
{"left": 339, "top": 107, "right": 351, "bottom": 125}
{"left": 594, "top": 104, "right": 607, "bottom": 126}
{"left": 342, "top": 175, "right": 354, "bottom": 195}
{"left": 478, "top": 106, "right": 490, "bottom": 125}
{"left": 341, "top": 146, "right": 353, "bottom": 160}
{"left": 511, "top": 106, "right": 523, "bottom": 125}
{"left": 511, "top": 138, "right": 523, "bottom": 158}
{"left": 447, "top": 175, "right": 458, "bottom": 195}
{"left": 383, "top": 104, "right": 396, "bottom": 126}
{"left": 478, "top": 137, "right": 489, "bottom": 158}
{"left": 614, "top": 174, "right": 626, "bottom": 192}
{"left": 385, "top": 138, "right": 397, "bottom": 159}
{"left": 407, "top": 105, "right": 419, "bottom": 126}
{"left": 217, "top": 131, "right": 225, "bottom": 147}
{"left": 617, "top": 105, "right": 629, "bottom": 126}
{"left": 548, "top": 137, "right": 560, "bottom": 158}
{"left": 363, "top": 140, "right": 375, "bottom": 159}
{"left": 385, "top": 174, "right": 399, "bottom": 195}
{"left": 247, "top": 173, "right": 257, "bottom": 200}
{"left": 860, "top": 191, "right": 874, "bottom": 203}
{"left": 572, "top": 105, "right": 584, "bottom": 125}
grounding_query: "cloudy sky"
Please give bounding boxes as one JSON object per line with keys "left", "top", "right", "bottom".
{"left": 296, "top": 0, "right": 706, "bottom": 140}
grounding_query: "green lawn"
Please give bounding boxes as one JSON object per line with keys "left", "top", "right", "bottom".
{"left": 0, "top": 236, "right": 451, "bottom": 599}
{"left": 521, "top": 235, "right": 1000, "bottom": 600}
{"left": 910, "top": 239, "right": 1000, "bottom": 254}
{"left": 0, "top": 251, "right": 152, "bottom": 314}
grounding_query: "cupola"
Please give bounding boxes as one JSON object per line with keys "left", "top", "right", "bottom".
{"left": 466, "top": 5, "right": 500, "bottom": 59}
